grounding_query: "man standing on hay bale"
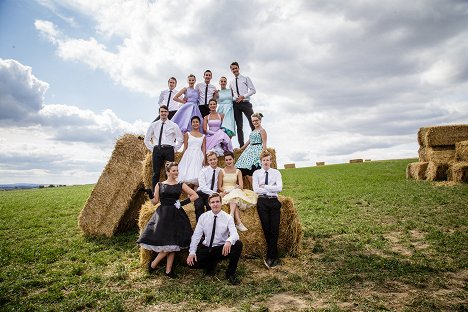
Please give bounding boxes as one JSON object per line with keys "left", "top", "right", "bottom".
{"left": 194, "top": 151, "right": 221, "bottom": 221}
{"left": 253, "top": 150, "right": 283, "bottom": 269}
{"left": 145, "top": 105, "right": 184, "bottom": 191}
{"left": 154, "top": 77, "right": 179, "bottom": 121}
{"left": 187, "top": 193, "right": 242, "bottom": 285}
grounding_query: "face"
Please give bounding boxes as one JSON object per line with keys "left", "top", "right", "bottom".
{"left": 224, "top": 155, "right": 234, "bottom": 167}
{"left": 204, "top": 71, "right": 212, "bottom": 83}
{"left": 168, "top": 78, "right": 176, "bottom": 90}
{"left": 188, "top": 76, "right": 196, "bottom": 87}
{"left": 219, "top": 77, "right": 227, "bottom": 89}
{"left": 261, "top": 156, "right": 271, "bottom": 170}
{"left": 230, "top": 65, "right": 239, "bottom": 77}
{"left": 191, "top": 118, "right": 200, "bottom": 130}
{"left": 251, "top": 116, "right": 261, "bottom": 127}
{"left": 209, "top": 100, "right": 217, "bottom": 111}
{"left": 207, "top": 154, "right": 218, "bottom": 168}
{"left": 167, "top": 165, "right": 179, "bottom": 179}
{"left": 159, "top": 108, "right": 169, "bottom": 119}
{"left": 209, "top": 196, "right": 222, "bottom": 213}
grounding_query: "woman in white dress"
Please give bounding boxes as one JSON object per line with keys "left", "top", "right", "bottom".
{"left": 218, "top": 151, "right": 257, "bottom": 231}
{"left": 177, "top": 116, "right": 206, "bottom": 189}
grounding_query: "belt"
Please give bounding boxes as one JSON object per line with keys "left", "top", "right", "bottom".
{"left": 252, "top": 143, "right": 262, "bottom": 145}
{"left": 258, "top": 195, "right": 278, "bottom": 199}
{"left": 154, "top": 145, "right": 173, "bottom": 149}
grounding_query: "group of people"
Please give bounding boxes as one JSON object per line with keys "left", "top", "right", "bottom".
{"left": 138, "top": 62, "right": 283, "bottom": 285}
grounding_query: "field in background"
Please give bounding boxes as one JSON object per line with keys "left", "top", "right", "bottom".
{"left": 0, "top": 159, "right": 467, "bottom": 311}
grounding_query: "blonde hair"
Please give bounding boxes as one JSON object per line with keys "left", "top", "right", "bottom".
{"left": 260, "top": 150, "right": 271, "bottom": 160}
{"left": 251, "top": 112, "right": 264, "bottom": 120}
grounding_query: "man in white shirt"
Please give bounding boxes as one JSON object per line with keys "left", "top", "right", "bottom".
{"left": 187, "top": 193, "right": 242, "bottom": 285}
{"left": 144, "top": 105, "right": 184, "bottom": 191}
{"left": 252, "top": 150, "right": 283, "bottom": 269}
{"left": 196, "top": 70, "right": 217, "bottom": 118}
{"left": 156, "top": 77, "right": 179, "bottom": 120}
{"left": 229, "top": 62, "right": 256, "bottom": 146}
{"left": 194, "top": 151, "right": 221, "bottom": 221}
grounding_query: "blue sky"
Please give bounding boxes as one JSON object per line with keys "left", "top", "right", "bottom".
{"left": 1, "top": 0, "right": 468, "bottom": 184}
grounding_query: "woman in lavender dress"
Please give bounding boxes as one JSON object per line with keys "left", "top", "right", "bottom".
{"left": 203, "top": 99, "right": 233, "bottom": 156}
{"left": 172, "top": 74, "right": 203, "bottom": 133}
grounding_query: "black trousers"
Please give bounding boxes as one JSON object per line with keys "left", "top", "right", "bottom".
{"left": 233, "top": 101, "right": 254, "bottom": 146}
{"left": 151, "top": 146, "right": 174, "bottom": 191}
{"left": 257, "top": 197, "right": 281, "bottom": 259}
{"left": 189, "top": 240, "right": 243, "bottom": 276}
{"left": 194, "top": 191, "right": 211, "bottom": 221}
{"left": 199, "top": 105, "right": 210, "bottom": 118}
{"left": 153, "top": 110, "right": 177, "bottom": 122}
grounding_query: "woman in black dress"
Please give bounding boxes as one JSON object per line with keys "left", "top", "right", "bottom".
{"left": 138, "top": 162, "right": 198, "bottom": 277}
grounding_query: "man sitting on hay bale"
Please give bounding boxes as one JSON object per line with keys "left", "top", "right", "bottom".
{"left": 187, "top": 193, "right": 243, "bottom": 285}
{"left": 253, "top": 150, "right": 283, "bottom": 269}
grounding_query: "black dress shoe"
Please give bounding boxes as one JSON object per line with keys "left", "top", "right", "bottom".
{"left": 165, "top": 271, "right": 177, "bottom": 278}
{"left": 226, "top": 274, "right": 240, "bottom": 285}
{"left": 269, "top": 259, "right": 281, "bottom": 268}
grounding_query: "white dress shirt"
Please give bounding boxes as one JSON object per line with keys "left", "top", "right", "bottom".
{"left": 196, "top": 83, "right": 217, "bottom": 106}
{"left": 158, "top": 88, "right": 180, "bottom": 112}
{"left": 197, "top": 166, "right": 221, "bottom": 195}
{"left": 144, "top": 119, "right": 184, "bottom": 152}
{"left": 229, "top": 74, "right": 256, "bottom": 102}
{"left": 252, "top": 167, "right": 283, "bottom": 197}
{"left": 189, "top": 210, "right": 239, "bottom": 255}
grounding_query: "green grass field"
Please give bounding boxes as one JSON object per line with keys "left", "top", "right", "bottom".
{"left": 0, "top": 159, "right": 467, "bottom": 311}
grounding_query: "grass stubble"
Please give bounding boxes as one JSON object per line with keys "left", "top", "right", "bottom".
{"left": 0, "top": 159, "right": 466, "bottom": 311}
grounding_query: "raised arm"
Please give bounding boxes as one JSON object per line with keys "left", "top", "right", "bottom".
{"left": 182, "top": 183, "right": 199, "bottom": 202}
{"left": 173, "top": 87, "right": 187, "bottom": 104}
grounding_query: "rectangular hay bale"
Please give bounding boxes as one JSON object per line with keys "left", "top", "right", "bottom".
{"left": 417, "top": 127, "right": 429, "bottom": 147}
{"left": 448, "top": 161, "right": 468, "bottom": 183}
{"left": 284, "top": 163, "right": 296, "bottom": 169}
{"left": 406, "top": 162, "right": 429, "bottom": 180}
{"left": 423, "top": 124, "right": 468, "bottom": 147}
{"left": 316, "top": 162, "right": 325, "bottom": 166}
{"left": 349, "top": 159, "right": 363, "bottom": 163}
{"left": 418, "top": 146, "right": 455, "bottom": 163}
{"left": 455, "top": 140, "right": 468, "bottom": 162}
{"left": 426, "top": 161, "right": 449, "bottom": 181}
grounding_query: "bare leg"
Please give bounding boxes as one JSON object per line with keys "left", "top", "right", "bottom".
{"left": 166, "top": 252, "right": 175, "bottom": 273}
{"left": 234, "top": 206, "right": 242, "bottom": 225}
{"left": 229, "top": 202, "right": 238, "bottom": 224}
{"left": 247, "top": 175, "right": 252, "bottom": 186}
{"left": 151, "top": 252, "right": 168, "bottom": 269}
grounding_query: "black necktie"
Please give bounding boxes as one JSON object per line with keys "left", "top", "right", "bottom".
{"left": 158, "top": 122, "right": 164, "bottom": 146}
{"left": 166, "top": 90, "right": 172, "bottom": 106}
{"left": 210, "top": 169, "right": 216, "bottom": 190}
{"left": 204, "top": 84, "right": 208, "bottom": 105}
{"left": 265, "top": 171, "right": 269, "bottom": 185}
{"left": 208, "top": 215, "right": 217, "bottom": 251}
{"left": 235, "top": 78, "right": 240, "bottom": 97}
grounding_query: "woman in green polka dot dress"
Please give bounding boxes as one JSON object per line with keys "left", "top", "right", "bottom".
{"left": 235, "top": 112, "right": 267, "bottom": 185}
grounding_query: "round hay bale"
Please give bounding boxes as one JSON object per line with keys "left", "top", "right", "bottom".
{"left": 448, "top": 161, "right": 468, "bottom": 183}
{"left": 423, "top": 124, "right": 468, "bottom": 147}
{"left": 142, "top": 147, "right": 278, "bottom": 191}
{"left": 79, "top": 134, "right": 149, "bottom": 237}
{"left": 426, "top": 161, "right": 450, "bottom": 181}
{"left": 455, "top": 140, "right": 468, "bottom": 161}
{"left": 406, "top": 162, "right": 429, "bottom": 180}
{"left": 137, "top": 195, "right": 302, "bottom": 267}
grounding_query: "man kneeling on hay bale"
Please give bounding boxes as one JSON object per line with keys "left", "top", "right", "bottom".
{"left": 253, "top": 150, "right": 283, "bottom": 269}
{"left": 187, "top": 193, "right": 243, "bottom": 285}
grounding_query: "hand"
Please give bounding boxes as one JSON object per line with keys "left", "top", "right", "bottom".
{"left": 236, "top": 95, "right": 245, "bottom": 103}
{"left": 222, "top": 241, "right": 232, "bottom": 256}
{"left": 187, "top": 254, "right": 197, "bottom": 266}
{"left": 182, "top": 98, "right": 187, "bottom": 103}
{"left": 174, "top": 200, "right": 181, "bottom": 209}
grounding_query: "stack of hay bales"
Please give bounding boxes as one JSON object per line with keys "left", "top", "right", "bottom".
{"left": 78, "top": 134, "right": 149, "bottom": 236}
{"left": 138, "top": 147, "right": 303, "bottom": 267}
{"left": 407, "top": 124, "right": 468, "bottom": 182}
{"left": 138, "top": 197, "right": 302, "bottom": 267}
